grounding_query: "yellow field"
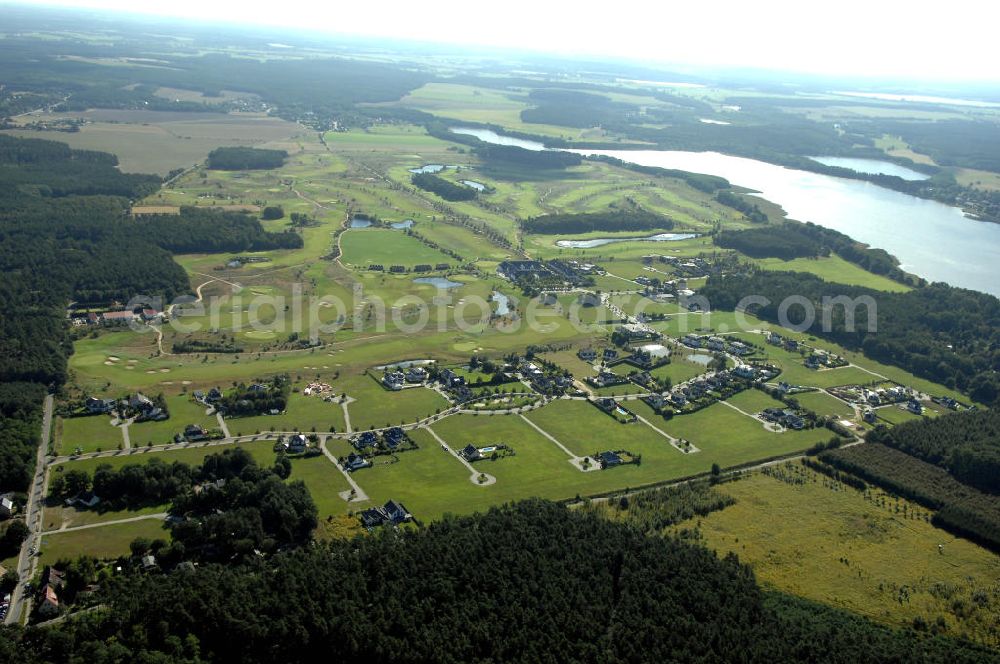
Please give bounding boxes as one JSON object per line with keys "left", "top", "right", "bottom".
{"left": 683, "top": 465, "right": 1000, "bottom": 645}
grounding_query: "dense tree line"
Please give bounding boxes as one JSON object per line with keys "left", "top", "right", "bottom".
{"left": 473, "top": 144, "right": 582, "bottom": 169}
{"left": 589, "top": 481, "right": 736, "bottom": 533}
{"left": 206, "top": 147, "right": 288, "bottom": 171}
{"left": 715, "top": 224, "right": 825, "bottom": 260}
{"left": 0, "top": 500, "right": 994, "bottom": 663}
{"left": 522, "top": 210, "right": 673, "bottom": 234}
{"left": 0, "top": 383, "right": 47, "bottom": 492}
{"left": 820, "top": 444, "right": 1000, "bottom": 552}
{"left": 866, "top": 409, "right": 1000, "bottom": 494}
{"left": 585, "top": 154, "right": 730, "bottom": 192}
{"left": 713, "top": 221, "right": 917, "bottom": 283}
{"left": 715, "top": 190, "right": 768, "bottom": 222}
{"left": 410, "top": 173, "right": 477, "bottom": 201}
{"left": 218, "top": 376, "right": 291, "bottom": 417}
{"left": 701, "top": 272, "right": 1000, "bottom": 406}
{"left": 520, "top": 89, "right": 641, "bottom": 129}
{"left": 137, "top": 207, "right": 303, "bottom": 253}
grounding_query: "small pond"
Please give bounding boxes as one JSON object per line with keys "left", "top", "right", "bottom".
{"left": 414, "top": 276, "right": 463, "bottom": 289}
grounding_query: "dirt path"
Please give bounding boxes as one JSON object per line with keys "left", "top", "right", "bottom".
{"left": 421, "top": 425, "right": 496, "bottom": 485}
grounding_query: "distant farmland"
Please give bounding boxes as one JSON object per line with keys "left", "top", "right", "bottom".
{"left": 1, "top": 110, "right": 302, "bottom": 175}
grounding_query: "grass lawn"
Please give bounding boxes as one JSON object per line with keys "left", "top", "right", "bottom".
{"left": 794, "top": 391, "right": 856, "bottom": 419}
{"left": 724, "top": 389, "right": 787, "bottom": 413}
{"left": 661, "top": 401, "right": 830, "bottom": 465}
{"left": 39, "top": 518, "right": 171, "bottom": 567}
{"left": 54, "top": 439, "right": 277, "bottom": 476}
{"left": 755, "top": 255, "right": 911, "bottom": 292}
{"left": 684, "top": 465, "right": 1000, "bottom": 644}
{"left": 58, "top": 415, "right": 124, "bottom": 455}
{"left": 339, "top": 228, "right": 455, "bottom": 268}
{"left": 128, "top": 395, "right": 219, "bottom": 447}
{"left": 341, "top": 378, "right": 449, "bottom": 431}
{"left": 225, "top": 391, "right": 347, "bottom": 436}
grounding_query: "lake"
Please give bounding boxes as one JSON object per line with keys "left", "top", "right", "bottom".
{"left": 450, "top": 127, "right": 546, "bottom": 151}
{"left": 555, "top": 232, "right": 699, "bottom": 249}
{"left": 409, "top": 164, "right": 445, "bottom": 174}
{"left": 462, "top": 180, "right": 487, "bottom": 191}
{"left": 809, "top": 156, "right": 929, "bottom": 181}
{"left": 349, "top": 216, "right": 373, "bottom": 228}
{"left": 574, "top": 149, "right": 1000, "bottom": 296}
{"left": 391, "top": 219, "right": 414, "bottom": 229}
{"left": 414, "top": 277, "right": 463, "bottom": 289}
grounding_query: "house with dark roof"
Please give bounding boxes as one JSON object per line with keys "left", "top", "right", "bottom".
{"left": 344, "top": 453, "right": 371, "bottom": 472}
{"left": 384, "top": 500, "right": 411, "bottom": 524}
{"left": 352, "top": 431, "right": 378, "bottom": 451}
{"left": 384, "top": 427, "right": 405, "bottom": 448}
{"left": 597, "top": 451, "right": 623, "bottom": 468}
{"left": 360, "top": 506, "right": 388, "bottom": 528}
{"left": 85, "top": 396, "right": 116, "bottom": 415}
{"left": 288, "top": 434, "right": 308, "bottom": 453}
{"left": 382, "top": 371, "right": 405, "bottom": 390}
{"left": 405, "top": 367, "right": 428, "bottom": 383}
{"left": 461, "top": 444, "right": 482, "bottom": 461}
{"left": 577, "top": 348, "right": 597, "bottom": 362}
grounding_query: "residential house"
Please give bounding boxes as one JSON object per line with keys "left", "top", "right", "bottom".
{"left": 602, "top": 348, "right": 618, "bottom": 362}
{"left": 863, "top": 409, "right": 876, "bottom": 423}
{"left": 384, "top": 500, "right": 411, "bottom": 524}
{"left": 733, "top": 365, "right": 757, "bottom": 379}
{"left": 729, "top": 341, "right": 749, "bottom": 356}
{"left": 38, "top": 585, "right": 60, "bottom": 617}
{"left": 344, "top": 453, "right": 370, "bottom": 472}
{"left": 360, "top": 506, "right": 388, "bottom": 528}
{"left": 288, "top": 434, "right": 308, "bottom": 453}
{"left": 382, "top": 371, "right": 405, "bottom": 390}
{"left": 0, "top": 495, "right": 14, "bottom": 518}
{"left": 907, "top": 400, "right": 923, "bottom": 415}
{"left": 707, "top": 336, "right": 726, "bottom": 352}
{"left": 383, "top": 427, "right": 406, "bottom": 450}
{"left": 767, "top": 332, "right": 782, "bottom": 346}
{"left": 141, "top": 308, "right": 161, "bottom": 322}
{"left": 183, "top": 424, "right": 208, "bottom": 441}
{"left": 643, "top": 393, "right": 668, "bottom": 411}
{"left": 248, "top": 383, "right": 269, "bottom": 393}
{"left": 352, "top": 431, "right": 378, "bottom": 451}
{"left": 670, "top": 392, "right": 688, "bottom": 407}
{"left": 598, "top": 451, "right": 623, "bottom": 468}
{"left": 85, "top": 396, "right": 115, "bottom": 415}
{"left": 784, "top": 339, "right": 799, "bottom": 352}
{"left": 577, "top": 348, "right": 597, "bottom": 362}
{"left": 206, "top": 388, "right": 223, "bottom": 403}
{"left": 405, "top": 367, "right": 428, "bottom": 383}
{"left": 461, "top": 444, "right": 482, "bottom": 461}
{"left": 101, "top": 310, "right": 136, "bottom": 325}
{"left": 439, "top": 369, "right": 466, "bottom": 388}
{"left": 682, "top": 334, "right": 702, "bottom": 349}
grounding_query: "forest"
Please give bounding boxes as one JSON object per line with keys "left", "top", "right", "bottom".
{"left": 701, "top": 272, "right": 1000, "bottom": 406}
{"left": 474, "top": 144, "right": 582, "bottom": 169}
{"left": 137, "top": 207, "right": 303, "bottom": 253}
{"left": 522, "top": 210, "right": 673, "bottom": 235}
{"left": 866, "top": 409, "right": 1000, "bottom": 494}
{"left": 820, "top": 443, "right": 1000, "bottom": 552}
{"left": 410, "top": 172, "right": 477, "bottom": 201}
{"left": 0, "top": 500, "right": 994, "bottom": 663}
{"left": 714, "top": 221, "right": 917, "bottom": 284}
{"left": 206, "top": 147, "right": 288, "bottom": 171}
{"left": 714, "top": 191, "right": 768, "bottom": 223}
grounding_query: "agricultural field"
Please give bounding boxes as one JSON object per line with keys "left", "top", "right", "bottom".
{"left": 682, "top": 465, "right": 1000, "bottom": 645}
{"left": 2, "top": 110, "right": 303, "bottom": 174}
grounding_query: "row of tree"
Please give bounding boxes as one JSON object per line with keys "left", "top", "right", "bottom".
{"left": 137, "top": 207, "right": 303, "bottom": 253}
{"left": 820, "top": 443, "right": 1000, "bottom": 552}
{"left": 522, "top": 210, "right": 673, "bottom": 234}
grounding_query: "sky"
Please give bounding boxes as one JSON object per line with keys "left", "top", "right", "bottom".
{"left": 16, "top": 0, "right": 1000, "bottom": 82}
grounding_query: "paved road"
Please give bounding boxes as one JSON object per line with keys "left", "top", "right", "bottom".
{"left": 6, "top": 394, "right": 53, "bottom": 625}
{"left": 421, "top": 425, "right": 496, "bottom": 485}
